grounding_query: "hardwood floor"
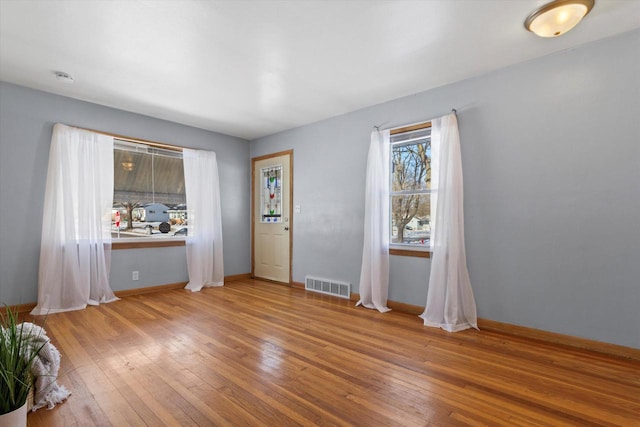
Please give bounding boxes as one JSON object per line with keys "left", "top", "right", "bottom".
{"left": 27, "top": 279, "right": 639, "bottom": 426}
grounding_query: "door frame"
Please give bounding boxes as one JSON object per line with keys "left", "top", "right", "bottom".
{"left": 251, "top": 149, "right": 293, "bottom": 285}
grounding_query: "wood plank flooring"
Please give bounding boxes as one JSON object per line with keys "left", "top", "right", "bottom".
{"left": 26, "top": 279, "right": 640, "bottom": 426}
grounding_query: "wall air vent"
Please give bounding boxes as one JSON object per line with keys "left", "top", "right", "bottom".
{"left": 304, "top": 276, "right": 351, "bottom": 299}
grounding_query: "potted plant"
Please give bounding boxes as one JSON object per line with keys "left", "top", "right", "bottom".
{"left": 0, "top": 306, "right": 44, "bottom": 427}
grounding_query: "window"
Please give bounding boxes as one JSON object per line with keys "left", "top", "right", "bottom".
{"left": 260, "top": 165, "right": 283, "bottom": 223}
{"left": 112, "top": 139, "right": 187, "bottom": 239}
{"left": 390, "top": 123, "right": 432, "bottom": 251}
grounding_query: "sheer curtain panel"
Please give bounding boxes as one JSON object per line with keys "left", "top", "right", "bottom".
{"left": 32, "top": 124, "right": 117, "bottom": 315}
{"left": 357, "top": 129, "right": 391, "bottom": 313}
{"left": 183, "top": 148, "right": 224, "bottom": 291}
{"left": 420, "top": 113, "right": 478, "bottom": 332}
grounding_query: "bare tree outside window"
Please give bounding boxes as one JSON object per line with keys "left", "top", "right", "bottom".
{"left": 390, "top": 127, "right": 432, "bottom": 247}
{"left": 118, "top": 200, "right": 141, "bottom": 231}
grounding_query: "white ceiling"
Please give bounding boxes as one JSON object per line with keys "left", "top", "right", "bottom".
{"left": 1, "top": 1, "right": 639, "bottom": 140}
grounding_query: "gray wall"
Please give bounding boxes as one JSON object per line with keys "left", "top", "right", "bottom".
{"left": 1, "top": 31, "right": 638, "bottom": 349}
{"left": 0, "top": 82, "right": 251, "bottom": 304}
{"left": 250, "top": 30, "right": 640, "bottom": 349}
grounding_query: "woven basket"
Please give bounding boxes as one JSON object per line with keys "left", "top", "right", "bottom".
{"left": 27, "top": 381, "right": 35, "bottom": 412}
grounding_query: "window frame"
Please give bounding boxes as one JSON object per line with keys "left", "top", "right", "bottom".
{"left": 97, "top": 130, "right": 187, "bottom": 250}
{"left": 388, "top": 121, "right": 432, "bottom": 258}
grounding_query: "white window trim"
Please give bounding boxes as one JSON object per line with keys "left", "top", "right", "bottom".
{"left": 389, "top": 123, "right": 434, "bottom": 253}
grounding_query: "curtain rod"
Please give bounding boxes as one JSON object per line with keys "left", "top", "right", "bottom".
{"left": 68, "top": 125, "right": 183, "bottom": 152}
{"left": 372, "top": 108, "right": 457, "bottom": 132}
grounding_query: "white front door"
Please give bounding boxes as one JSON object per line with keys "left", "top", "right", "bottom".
{"left": 252, "top": 151, "right": 292, "bottom": 283}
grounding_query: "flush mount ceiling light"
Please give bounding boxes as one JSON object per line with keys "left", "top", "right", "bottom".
{"left": 54, "top": 71, "right": 74, "bottom": 83}
{"left": 525, "top": 0, "right": 594, "bottom": 37}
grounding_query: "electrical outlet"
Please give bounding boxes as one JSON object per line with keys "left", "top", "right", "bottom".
{"left": 132, "top": 271, "right": 139, "bottom": 281}
{"left": 295, "top": 204, "right": 301, "bottom": 214}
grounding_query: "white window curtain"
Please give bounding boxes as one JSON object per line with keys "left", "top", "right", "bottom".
{"left": 420, "top": 113, "right": 478, "bottom": 331}
{"left": 31, "top": 124, "right": 117, "bottom": 315}
{"left": 183, "top": 148, "right": 224, "bottom": 291}
{"left": 357, "top": 129, "right": 391, "bottom": 313}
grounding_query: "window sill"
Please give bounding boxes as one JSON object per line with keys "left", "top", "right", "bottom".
{"left": 389, "top": 248, "right": 431, "bottom": 258}
{"left": 112, "top": 238, "right": 185, "bottom": 250}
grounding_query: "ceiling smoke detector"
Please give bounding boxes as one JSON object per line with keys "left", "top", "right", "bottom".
{"left": 54, "top": 71, "right": 74, "bottom": 83}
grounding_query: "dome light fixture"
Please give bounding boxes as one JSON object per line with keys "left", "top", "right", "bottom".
{"left": 121, "top": 161, "right": 135, "bottom": 171}
{"left": 525, "top": 0, "right": 594, "bottom": 37}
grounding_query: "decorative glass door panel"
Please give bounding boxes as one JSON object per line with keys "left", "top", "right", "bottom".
{"left": 253, "top": 151, "right": 291, "bottom": 284}
{"left": 260, "top": 165, "right": 282, "bottom": 223}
